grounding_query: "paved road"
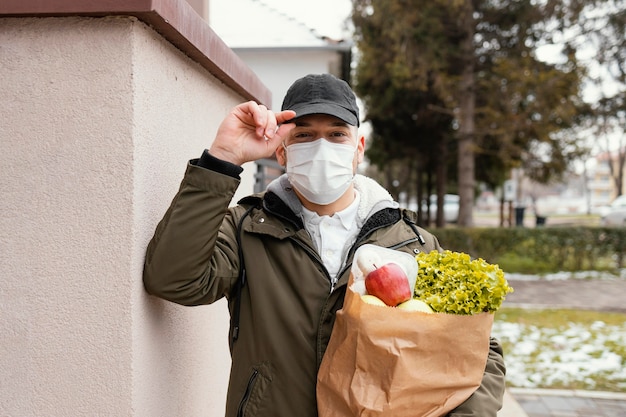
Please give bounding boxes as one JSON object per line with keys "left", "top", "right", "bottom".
{"left": 500, "top": 275, "right": 626, "bottom": 417}
{"left": 503, "top": 275, "right": 626, "bottom": 313}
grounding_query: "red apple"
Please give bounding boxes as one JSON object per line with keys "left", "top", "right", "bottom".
{"left": 364, "top": 262, "right": 412, "bottom": 306}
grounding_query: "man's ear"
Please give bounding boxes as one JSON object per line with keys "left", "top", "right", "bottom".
{"left": 276, "top": 143, "right": 287, "bottom": 166}
{"left": 357, "top": 135, "right": 365, "bottom": 164}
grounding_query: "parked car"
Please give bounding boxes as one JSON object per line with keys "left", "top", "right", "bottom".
{"left": 600, "top": 195, "right": 626, "bottom": 226}
{"left": 422, "top": 194, "right": 460, "bottom": 223}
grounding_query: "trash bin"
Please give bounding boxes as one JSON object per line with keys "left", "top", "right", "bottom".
{"left": 536, "top": 216, "right": 546, "bottom": 227}
{"left": 515, "top": 207, "right": 525, "bottom": 226}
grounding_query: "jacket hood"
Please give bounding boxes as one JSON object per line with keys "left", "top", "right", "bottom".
{"left": 266, "top": 174, "right": 399, "bottom": 226}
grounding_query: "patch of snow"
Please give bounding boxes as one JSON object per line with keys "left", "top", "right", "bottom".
{"left": 492, "top": 320, "right": 626, "bottom": 391}
{"left": 505, "top": 269, "right": 626, "bottom": 281}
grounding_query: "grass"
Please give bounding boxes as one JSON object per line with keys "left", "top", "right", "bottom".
{"left": 497, "top": 253, "right": 555, "bottom": 274}
{"left": 493, "top": 307, "right": 626, "bottom": 392}
{"left": 493, "top": 248, "right": 622, "bottom": 275}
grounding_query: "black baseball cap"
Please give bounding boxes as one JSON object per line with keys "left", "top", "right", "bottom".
{"left": 281, "top": 73, "right": 360, "bottom": 127}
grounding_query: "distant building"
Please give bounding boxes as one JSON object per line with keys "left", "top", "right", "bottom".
{"left": 208, "top": 0, "right": 354, "bottom": 191}
{"left": 587, "top": 149, "right": 625, "bottom": 208}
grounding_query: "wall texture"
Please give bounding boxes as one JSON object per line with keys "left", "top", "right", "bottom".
{"left": 0, "top": 15, "right": 256, "bottom": 416}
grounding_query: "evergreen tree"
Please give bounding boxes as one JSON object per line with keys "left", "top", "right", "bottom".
{"left": 352, "top": 0, "right": 590, "bottom": 226}
{"left": 585, "top": 1, "right": 625, "bottom": 196}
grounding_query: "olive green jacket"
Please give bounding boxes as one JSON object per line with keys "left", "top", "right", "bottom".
{"left": 143, "top": 158, "right": 506, "bottom": 417}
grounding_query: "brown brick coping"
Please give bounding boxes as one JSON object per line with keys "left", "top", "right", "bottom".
{"left": 0, "top": 0, "right": 271, "bottom": 105}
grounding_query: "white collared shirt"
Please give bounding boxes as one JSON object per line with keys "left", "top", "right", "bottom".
{"left": 301, "top": 191, "right": 361, "bottom": 286}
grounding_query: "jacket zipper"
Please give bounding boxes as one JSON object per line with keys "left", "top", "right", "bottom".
{"left": 237, "top": 369, "right": 259, "bottom": 417}
{"left": 288, "top": 236, "right": 335, "bottom": 291}
{"left": 269, "top": 206, "right": 425, "bottom": 293}
{"left": 387, "top": 237, "right": 421, "bottom": 251}
{"left": 293, "top": 230, "right": 422, "bottom": 293}
{"left": 344, "top": 221, "right": 405, "bottom": 266}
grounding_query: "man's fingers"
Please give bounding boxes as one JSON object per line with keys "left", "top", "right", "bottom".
{"left": 276, "top": 110, "right": 296, "bottom": 124}
{"left": 233, "top": 101, "right": 266, "bottom": 138}
{"left": 262, "top": 110, "right": 278, "bottom": 140}
{"left": 249, "top": 103, "right": 269, "bottom": 138}
{"left": 233, "top": 103, "right": 295, "bottom": 145}
{"left": 260, "top": 109, "right": 295, "bottom": 140}
{"left": 276, "top": 120, "right": 295, "bottom": 139}
{"left": 263, "top": 109, "right": 296, "bottom": 142}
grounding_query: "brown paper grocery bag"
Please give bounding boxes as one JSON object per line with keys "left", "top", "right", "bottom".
{"left": 317, "top": 280, "right": 493, "bottom": 417}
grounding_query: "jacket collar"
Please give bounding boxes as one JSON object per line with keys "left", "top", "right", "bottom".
{"left": 238, "top": 174, "right": 403, "bottom": 238}
{"left": 264, "top": 174, "right": 399, "bottom": 226}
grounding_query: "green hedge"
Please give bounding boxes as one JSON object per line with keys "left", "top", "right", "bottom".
{"left": 430, "top": 226, "right": 626, "bottom": 274}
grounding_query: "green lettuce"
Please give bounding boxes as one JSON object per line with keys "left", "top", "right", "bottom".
{"left": 414, "top": 250, "right": 514, "bottom": 315}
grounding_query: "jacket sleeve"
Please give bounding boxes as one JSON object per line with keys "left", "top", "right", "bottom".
{"left": 142, "top": 153, "right": 244, "bottom": 306}
{"left": 446, "top": 337, "right": 507, "bottom": 417}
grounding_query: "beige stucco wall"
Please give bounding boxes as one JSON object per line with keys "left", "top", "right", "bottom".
{"left": 1, "top": 16, "right": 254, "bottom": 416}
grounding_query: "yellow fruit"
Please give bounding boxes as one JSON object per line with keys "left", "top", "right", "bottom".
{"left": 397, "top": 299, "right": 434, "bottom": 313}
{"left": 361, "top": 294, "right": 387, "bottom": 306}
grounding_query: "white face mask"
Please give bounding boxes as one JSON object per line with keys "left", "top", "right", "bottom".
{"left": 285, "top": 138, "right": 357, "bottom": 205}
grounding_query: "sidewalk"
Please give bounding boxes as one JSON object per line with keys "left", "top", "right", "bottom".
{"left": 499, "top": 390, "right": 530, "bottom": 417}
{"left": 507, "top": 388, "right": 626, "bottom": 417}
{"left": 503, "top": 274, "right": 626, "bottom": 313}
{"left": 499, "top": 388, "right": 626, "bottom": 417}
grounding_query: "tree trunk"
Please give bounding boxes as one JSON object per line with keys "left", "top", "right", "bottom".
{"left": 457, "top": 0, "right": 476, "bottom": 227}
{"left": 416, "top": 155, "right": 426, "bottom": 225}
{"left": 436, "top": 133, "right": 447, "bottom": 228}
{"left": 616, "top": 149, "right": 626, "bottom": 196}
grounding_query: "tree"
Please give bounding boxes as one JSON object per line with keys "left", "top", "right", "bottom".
{"left": 351, "top": 0, "right": 590, "bottom": 226}
{"left": 352, "top": 0, "right": 456, "bottom": 226}
{"left": 585, "top": 2, "right": 626, "bottom": 196}
{"left": 352, "top": 0, "right": 467, "bottom": 226}
{"left": 595, "top": 96, "right": 626, "bottom": 197}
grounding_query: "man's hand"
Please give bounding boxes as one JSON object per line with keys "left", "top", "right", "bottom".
{"left": 209, "top": 101, "right": 296, "bottom": 166}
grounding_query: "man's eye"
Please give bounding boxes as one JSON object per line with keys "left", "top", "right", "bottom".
{"left": 327, "top": 132, "right": 353, "bottom": 144}
{"left": 289, "top": 132, "right": 313, "bottom": 144}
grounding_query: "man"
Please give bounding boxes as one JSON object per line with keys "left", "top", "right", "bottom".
{"left": 143, "top": 73, "right": 506, "bottom": 416}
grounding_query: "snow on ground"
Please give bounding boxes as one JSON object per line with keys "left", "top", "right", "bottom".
{"left": 492, "top": 319, "right": 626, "bottom": 391}
{"left": 505, "top": 269, "right": 626, "bottom": 281}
